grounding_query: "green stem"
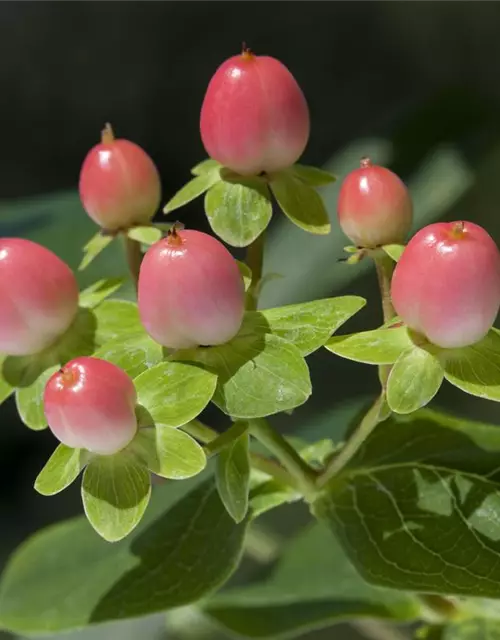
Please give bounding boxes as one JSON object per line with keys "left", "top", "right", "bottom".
{"left": 249, "top": 418, "right": 318, "bottom": 498}
{"left": 374, "top": 252, "right": 396, "bottom": 388}
{"left": 123, "top": 235, "right": 143, "bottom": 291}
{"left": 181, "top": 420, "right": 299, "bottom": 490}
{"left": 318, "top": 394, "right": 385, "bottom": 487}
{"left": 204, "top": 420, "right": 249, "bottom": 456}
{"left": 246, "top": 231, "right": 265, "bottom": 310}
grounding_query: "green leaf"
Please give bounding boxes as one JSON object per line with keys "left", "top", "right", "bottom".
{"left": 249, "top": 478, "right": 300, "bottom": 519}
{"left": 204, "top": 177, "right": 273, "bottom": 247}
{"left": 382, "top": 244, "right": 405, "bottom": 262}
{"left": 79, "top": 232, "right": 115, "bottom": 271}
{"left": 0, "top": 476, "right": 248, "bottom": 633}
{"left": 78, "top": 277, "right": 125, "bottom": 309}
{"left": 0, "top": 355, "right": 14, "bottom": 406}
{"left": 204, "top": 523, "right": 420, "bottom": 639}
{"left": 35, "top": 445, "right": 86, "bottom": 496}
{"left": 93, "top": 300, "right": 143, "bottom": 344}
{"left": 270, "top": 170, "right": 331, "bottom": 235}
{"left": 134, "top": 361, "right": 217, "bottom": 427}
{"left": 82, "top": 453, "right": 151, "bottom": 542}
{"left": 387, "top": 346, "right": 444, "bottom": 414}
{"left": 15, "top": 365, "right": 59, "bottom": 430}
{"left": 291, "top": 164, "right": 337, "bottom": 187}
{"left": 164, "top": 170, "right": 221, "bottom": 215}
{"left": 126, "top": 225, "right": 163, "bottom": 245}
{"left": 174, "top": 333, "right": 311, "bottom": 419}
{"left": 216, "top": 430, "right": 251, "bottom": 523}
{"left": 191, "top": 158, "right": 222, "bottom": 176}
{"left": 236, "top": 260, "right": 252, "bottom": 292}
{"left": 314, "top": 408, "right": 500, "bottom": 599}
{"left": 442, "top": 329, "right": 500, "bottom": 402}
{"left": 133, "top": 425, "right": 206, "bottom": 479}
{"left": 325, "top": 326, "right": 414, "bottom": 364}
{"left": 251, "top": 296, "right": 366, "bottom": 356}
{"left": 93, "top": 332, "right": 164, "bottom": 379}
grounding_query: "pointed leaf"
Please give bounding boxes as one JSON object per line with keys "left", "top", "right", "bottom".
{"left": 78, "top": 277, "right": 125, "bottom": 309}
{"left": 164, "top": 170, "right": 221, "bottom": 215}
{"left": 292, "top": 164, "right": 337, "bottom": 187}
{"left": 126, "top": 225, "right": 163, "bottom": 245}
{"left": 236, "top": 260, "right": 252, "bottom": 292}
{"left": 93, "top": 300, "right": 143, "bottom": 344}
{"left": 0, "top": 476, "right": 248, "bottom": 633}
{"left": 442, "top": 329, "right": 500, "bottom": 402}
{"left": 249, "top": 479, "right": 300, "bottom": 519}
{"left": 133, "top": 425, "right": 206, "bottom": 479}
{"left": 270, "top": 170, "right": 331, "bottom": 235}
{"left": 15, "top": 365, "right": 59, "bottom": 430}
{"left": 250, "top": 296, "right": 366, "bottom": 356}
{"left": 325, "top": 326, "right": 414, "bottom": 364}
{"left": 174, "top": 333, "right": 311, "bottom": 419}
{"left": 204, "top": 523, "right": 420, "bottom": 639}
{"left": 82, "top": 453, "right": 151, "bottom": 542}
{"left": 0, "top": 355, "right": 14, "bottom": 406}
{"left": 382, "top": 244, "right": 405, "bottom": 263}
{"left": 216, "top": 430, "right": 251, "bottom": 523}
{"left": 79, "top": 232, "right": 115, "bottom": 271}
{"left": 204, "top": 177, "right": 273, "bottom": 247}
{"left": 134, "top": 361, "right": 217, "bottom": 427}
{"left": 191, "top": 158, "right": 222, "bottom": 176}
{"left": 35, "top": 445, "right": 86, "bottom": 496}
{"left": 93, "top": 332, "right": 163, "bottom": 379}
{"left": 314, "top": 408, "right": 500, "bottom": 599}
{"left": 387, "top": 346, "right": 444, "bottom": 414}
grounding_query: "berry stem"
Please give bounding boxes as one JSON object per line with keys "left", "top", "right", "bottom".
{"left": 123, "top": 236, "right": 143, "bottom": 291}
{"left": 374, "top": 251, "right": 396, "bottom": 388}
{"left": 246, "top": 231, "right": 265, "bottom": 310}
{"left": 249, "top": 418, "right": 318, "bottom": 498}
{"left": 317, "top": 394, "right": 386, "bottom": 488}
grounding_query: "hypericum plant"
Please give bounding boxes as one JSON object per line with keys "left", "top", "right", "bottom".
{"left": 3, "top": 48, "right": 500, "bottom": 640}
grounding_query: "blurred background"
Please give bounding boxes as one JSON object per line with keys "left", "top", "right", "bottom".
{"left": 2, "top": 2, "right": 500, "bottom": 639}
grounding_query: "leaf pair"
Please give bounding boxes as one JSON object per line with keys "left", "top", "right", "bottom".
{"left": 34, "top": 360, "right": 217, "bottom": 541}
{"left": 164, "top": 158, "right": 336, "bottom": 247}
{"left": 327, "top": 324, "right": 500, "bottom": 413}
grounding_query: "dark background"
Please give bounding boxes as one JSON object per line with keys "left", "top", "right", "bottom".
{"left": 2, "top": 2, "right": 500, "bottom": 639}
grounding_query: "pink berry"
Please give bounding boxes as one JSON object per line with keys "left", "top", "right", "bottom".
{"left": 391, "top": 221, "right": 500, "bottom": 349}
{"left": 0, "top": 238, "right": 79, "bottom": 356}
{"left": 200, "top": 48, "right": 310, "bottom": 176}
{"left": 44, "top": 357, "right": 137, "bottom": 455}
{"left": 138, "top": 228, "right": 245, "bottom": 348}
{"left": 338, "top": 158, "right": 413, "bottom": 247}
{"left": 79, "top": 124, "right": 161, "bottom": 231}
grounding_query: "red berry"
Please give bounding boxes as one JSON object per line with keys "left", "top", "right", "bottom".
{"left": 200, "top": 49, "right": 310, "bottom": 176}
{"left": 391, "top": 221, "right": 500, "bottom": 349}
{"left": 79, "top": 124, "right": 161, "bottom": 231}
{"left": 44, "top": 357, "right": 137, "bottom": 455}
{"left": 138, "top": 229, "right": 245, "bottom": 348}
{"left": 338, "top": 158, "right": 413, "bottom": 247}
{"left": 0, "top": 238, "right": 79, "bottom": 356}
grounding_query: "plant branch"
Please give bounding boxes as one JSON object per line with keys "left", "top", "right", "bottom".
{"left": 181, "top": 420, "right": 300, "bottom": 490}
{"left": 318, "top": 394, "right": 385, "bottom": 487}
{"left": 249, "top": 418, "right": 318, "bottom": 498}
{"left": 374, "top": 251, "right": 396, "bottom": 389}
{"left": 204, "top": 420, "right": 249, "bottom": 456}
{"left": 123, "top": 235, "right": 143, "bottom": 291}
{"left": 246, "top": 231, "right": 265, "bottom": 310}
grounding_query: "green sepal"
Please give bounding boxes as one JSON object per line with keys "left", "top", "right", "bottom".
{"left": 79, "top": 231, "right": 115, "bottom": 271}
{"left": 164, "top": 169, "right": 221, "bottom": 215}
{"left": 35, "top": 445, "right": 87, "bottom": 496}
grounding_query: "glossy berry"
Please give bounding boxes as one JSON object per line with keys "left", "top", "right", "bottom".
{"left": 200, "top": 48, "right": 310, "bottom": 176}
{"left": 79, "top": 124, "right": 161, "bottom": 231}
{"left": 391, "top": 221, "right": 500, "bottom": 349}
{"left": 138, "top": 229, "right": 245, "bottom": 349}
{"left": 338, "top": 158, "right": 413, "bottom": 247}
{"left": 44, "top": 357, "right": 137, "bottom": 455}
{"left": 0, "top": 238, "right": 79, "bottom": 356}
